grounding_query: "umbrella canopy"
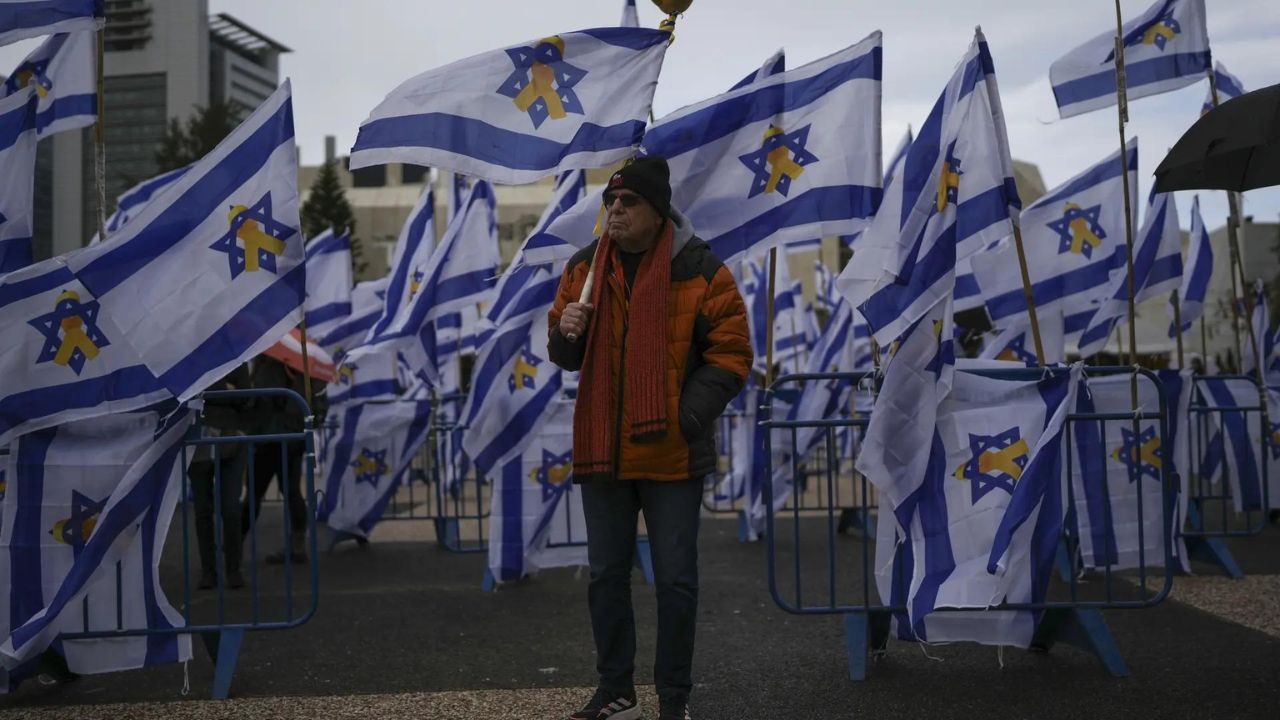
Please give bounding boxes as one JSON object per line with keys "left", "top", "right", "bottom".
{"left": 1154, "top": 82, "right": 1280, "bottom": 193}
{"left": 263, "top": 329, "right": 335, "bottom": 384}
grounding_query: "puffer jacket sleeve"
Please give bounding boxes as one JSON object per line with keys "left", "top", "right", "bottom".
{"left": 547, "top": 253, "right": 590, "bottom": 372}
{"left": 678, "top": 264, "right": 753, "bottom": 441}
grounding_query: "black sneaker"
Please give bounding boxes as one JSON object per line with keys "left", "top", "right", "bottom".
{"left": 658, "top": 697, "right": 692, "bottom": 720}
{"left": 568, "top": 687, "right": 640, "bottom": 720}
{"left": 197, "top": 569, "right": 218, "bottom": 590}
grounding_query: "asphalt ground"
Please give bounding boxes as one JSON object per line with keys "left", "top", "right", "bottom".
{"left": 3, "top": 499, "right": 1280, "bottom": 719}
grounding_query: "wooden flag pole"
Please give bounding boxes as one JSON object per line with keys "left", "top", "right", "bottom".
{"left": 1172, "top": 289, "right": 1185, "bottom": 369}
{"left": 94, "top": 27, "right": 107, "bottom": 243}
{"left": 1200, "top": 315, "right": 1209, "bottom": 372}
{"left": 765, "top": 247, "right": 778, "bottom": 387}
{"left": 298, "top": 319, "right": 314, "bottom": 412}
{"left": 1011, "top": 224, "right": 1047, "bottom": 366}
{"left": 1113, "top": 0, "right": 1141, "bottom": 415}
{"left": 1208, "top": 73, "right": 1247, "bottom": 370}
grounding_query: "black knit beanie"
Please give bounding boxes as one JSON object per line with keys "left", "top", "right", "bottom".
{"left": 606, "top": 155, "right": 672, "bottom": 219}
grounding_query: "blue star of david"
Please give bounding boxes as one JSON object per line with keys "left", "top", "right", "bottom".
{"left": 28, "top": 291, "right": 111, "bottom": 376}
{"left": 52, "top": 490, "right": 107, "bottom": 557}
{"left": 1047, "top": 203, "right": 1106, "bottom": 258}
{"left": 1115, "top": 425, "right": 1161, "bottom": 482}
{"left": 0, "top": 210, "right": 8, "bottom": 229}
{"left": 209, "top": 192, "right": 297, "bottom": 279}
{"left": 739, "top": 124, "right": 820, "bottom": 199}
{"left": 496, "top": 38, "right": 588, "bottom": 129}
{"left": 964, "top": 428, "right": 1027, "bottom": 503}
{"left": 351, "top": 447, "right": 389, "bottom": 487}
{"left": 533, "top": 448, "right": 573, "bottom": 503}
{"left": 1106, "top": 1, "right": 1180, "bottom": 60}
{"left": 940, "top": 142, "right": 963, "bottom": 208}
{"left": 1268, "top": 422, "right": 1280, "bottom": 462}
{"left": 508, "top": 338, "right": 543, "bottom": 392}
{"left": 998, "top": 334, "right": 1038, "bottom": 365}
{"left": 4, "top": 57, "right": 53, "bottom": 96}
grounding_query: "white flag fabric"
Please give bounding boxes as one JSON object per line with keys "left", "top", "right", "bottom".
{"left": 327, "top": 346, "right": 399, "bottom": 408}
{"left": 67, "top": 81, "right": 303, "bottom": 401}
{"left": 318, "top": 400, "right": 433, "bottom": 539}
{"left": 1050, "top": 0, "right": 1210, "bottom": 119}
{"left": 0, "top": 407, "right": 195, "bottom": 687}
{"left": 873, "top": 365, "right": 1081, "bottom": 646}
{"left": 978, "top": 307, "right": 1066, "bottom": 365}
{"left": 350, "top": 28, "right": 670, "bottom": 185}
{"left": 348, "top": 180, "right": 499, "bottom": 387}
{"left": 512, "top": 169, "right": 588, "bottom": 268}
{"left": 1069, "top": 370, "right": 1190, "bottom": 573}
{"left": 303, "top": 229, "right": 353, "bottom": 338}
{"left": 1077, "top": 188, "right": 1183, "bottom": 356}
{"left": 317, "top": 276, "right": 389, "bottom": 354}
{"left": 1201, "top": 62, "right": 1245, "bottom": 116}
{"left": 1242, "top": 279, "right": 1274, "bottom": 379}
{"left": 1167, "top": 195, "right": 1212, "bottom": 337}
{"left": 0, "top": 0, "right": 102, "bottom": 47}
{"left": 92, "top": 165, "right": 193, "bottom": 245}
{"left": 0, "top": 86, "right": 37, "bottom": 274}
{"left": 365, "top": 186, "right": 435, "bottom": 346}
{"left": 488, "top": 397, "right": 588, "bottom": 583}
{"left": 974, "top": 139, "right": 1139, "bottom": 330}
{"left": 728, "top": 47, "right": 785, "bottom": 92}
{"left": 2, "top": 30, "right": 96, "bottom": 139}
{"left": 840, "top": 28, "right": 1020, "bottom": 344}
{"left": 1197, "top": 377, "right": 1270, "bottom": 513}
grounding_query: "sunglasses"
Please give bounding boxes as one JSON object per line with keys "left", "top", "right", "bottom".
{"left": 603, "top": 192, "right": 644, "bottom": 209}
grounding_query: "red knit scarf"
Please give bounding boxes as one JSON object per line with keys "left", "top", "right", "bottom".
{"left": 573, "top": 222, "right": 674, "bottom": 480}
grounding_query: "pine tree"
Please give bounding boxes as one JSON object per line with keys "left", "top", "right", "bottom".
{"left": 300, "top": 159, "right": 366, "bottom": 275}
{"left": 154, "top": 100, "right": 241, "bottom": 173}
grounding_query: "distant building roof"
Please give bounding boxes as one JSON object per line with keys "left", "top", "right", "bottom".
{"left": 209, "top": 13, "right": 292, "bottom": 62}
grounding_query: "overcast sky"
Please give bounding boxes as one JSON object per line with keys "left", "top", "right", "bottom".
{"left": 3, "top": 0, "right": 1278, "bottom": 235}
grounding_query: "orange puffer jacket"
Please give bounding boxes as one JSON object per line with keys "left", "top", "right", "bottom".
{"left": 547, "top": 209, "right": 752, "bottom": 482}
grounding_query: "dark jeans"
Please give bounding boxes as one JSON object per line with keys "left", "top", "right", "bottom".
{"left": 242, "top": 441, "right": 307, "bottom": 538}
{"left": 190, "top": 453, "right": 246, "bottom": 574}
{"left": 580, "top": 476, "right": 704, "bottom": 704}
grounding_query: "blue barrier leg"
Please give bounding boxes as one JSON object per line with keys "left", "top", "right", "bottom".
{"left": 1055, "top": 540, "right": 1074, "bottom": 583}
{"left": 844, "top": 611, "right": 891, "bottom": 681}
{"left": 737, "top": 511, "right": 752, "bottom": 543}
{"left": 1185, "top": 537, "right": 1245, "bottom": 579}
{"left": 1031, "top": 608, "right": 1129, "bottom": 677}
{"left": 633, "top": 537, "right": 654, "bottom": 585}
{"left": 482, "top": 566, "right": 497, "bottom": 593}
{"left": 202, "top": 628, "right": 245, "bottom": 700}
{"left": 435, "top": 518, "right": 461, "bottom": 551}
{"left": 837, "top": 508, "right": 877, "bottom": 539}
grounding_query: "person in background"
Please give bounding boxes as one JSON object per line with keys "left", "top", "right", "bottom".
{"left": 190, "top": 363, "right": 251, "bottom": 590}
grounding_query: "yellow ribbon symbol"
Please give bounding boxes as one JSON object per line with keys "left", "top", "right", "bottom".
{"left": 1064, "top": 203, "right": 1103, "bottom": 255}
{"left": 354, "top": 454, "right": 383, "bottom": 478}
{"left": 512, "top": 37, "right": 568, "bottom": 120}
{"left": 53, "top": 291, "right": 100, "bottom": 369}
{"left": 937, "top": 160, "right": 960, "bottom": 212}
{"left": 337, "top": 364, "right": 355, "bottom": 386}
{"left": 512, "top": 354, "right": 538, "bottom": 390}
{"left": 1143, "top": 24, "right": 1176, "bottom": 47}
{"left": 955, "top": 438, "right": 1030, "bottom": 481}
{"left": 531, "top": 462, "right": 571, "bottom": 487}
{"left": 228, "top": 205, "right": 286, "bottom": 273}
{"left": 762, "top": 126, "right": 805, "bottom": 195}
{"left": 15, "top": 68, "right": 49, "bottom": 98}
{"left": 1113, "top": 435, "right": 1161, "bottom": 471}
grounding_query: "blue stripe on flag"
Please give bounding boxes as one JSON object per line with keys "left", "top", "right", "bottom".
{"left": 0, "top": 0, "right": 100, "bottom": 36}
{"left": 642, "top": 48, "right": 881, "bottom": 157}
{"left": 985, "top": 260, "right": 1114, "bottom": 322}
{"left": 139, "top": 478, "right": 179, "bottom": 665}
{"left": 74, "top": 98, "right": 296, "bottom": 296}
{"left": 305, "top": 301, "right": 352, "bottom": 328}
{"left": 320, "top": 309, "right": 380, "bottom": 349}
{"left": 905, "top": 432, "right": 954, "bottom": 635}
{"left": 1035, "top": 146, "right": 1138, "bottom": 208}
{"left": 499, "top": 457, "right": 524, "bottom": 581}
{"left": 157, "top": 263, "right": 305, "bottom": 395}
{"left": 1053, "top": 52, "right": 1211, "bottom": 108}
{"left": 0, "top": 265, "right": 75, "bottom": 310}
{"left": 474, "top": 373, "right": 564, "bottom": 473}
{"left": 320, "top": 403, "right": 363, "bottom": 521}
{"left": 354, "top": 114, "right": 646, "bottom": 174}
{"left": 955, "top": 271, "right": 980, "bottom": 300}
{"left": 1204, "top": 379, "right": 1263, "bottom": 511}
{"left": 705, "top": 185, "right": 881, "bottom": 260}
{"left": 304, "top": 230, "right": 349, "bottom": 260}
{"left": 579, "top": 27, "right": 670, "bottom": 50}
{"left": 10, "top": 427, "right": 54, "bottom": 634}
{"left": 32, "top": 92, "right": 95, "bottom": 134}
{"left": 0, "top": 365, "right": 164, "bottom": 441}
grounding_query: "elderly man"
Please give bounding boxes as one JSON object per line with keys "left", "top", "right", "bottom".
{"left": 548, "top": 156, "right": 752, "bottom": 720}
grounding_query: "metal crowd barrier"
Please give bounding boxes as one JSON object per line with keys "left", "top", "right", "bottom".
{"left": 1180, "top": 375, "right": 1272, "bottom": 579}
{"left": 702, "top": 409, "right": 745, "bottom": 515}
{"left": 54, "top": 388, "right": 320, "bottom": 700}
{"left": 761, "top": 367, "right": 1175, "bottom": 681}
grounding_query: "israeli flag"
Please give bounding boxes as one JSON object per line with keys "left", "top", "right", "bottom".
{"left": 92, "top": 165, "right": 193, "bottom": 245}
{"left": 1201, "top": 62, "right": 1245, "bottom": 116}
{"left": 1077, "top": 187, "right": 1183, "bottom": 357}
{"left": 327, "top": 346, "right": 399, "bottom": 408}
{"left": 2, "top": 31, "right": 95, "bottom": 139}
{"left": 1050, "top": 0, "right": 1210, "bottom": 119}
{"left": 1069, "top": 370, "right": 1190, "bottom": 573}
{"left": 813, "top": 259, "right": 837, "bottom": 313}
{"left": 978, "top": 307, "right": 1066, "bottom": 365}
{"left": 0, "top": 86, "right": 36, "bottom": 273}
{"left": 504, "top": 168, "right": 585, "bottom": 273}
{"left": 1196, "top": 377, "right": 1268, "bottom": 513}
{"left": 488, "top": 397, "right": 588, "bottom": 583}
{"left": 734, "top": 382, "right": 794, "bottom": 542}
{"left": 620, "top": 0, "right": 639, "bottom": 28}
{"left": 539, "top": 35, "right": 881, "bottom": 265}
{"left": 0, "top": 0, "right": 102, "bottom": 47}
{"left": 1243, "top": 279, "right": 1274, "bottom": 378}
{"left": 303, "top": 229, "right": 353, "bottom": 337}
{"left": 841, "top": 28, "right": 1020, "bottom": 345}
{"left": 729, "top": 47, "right": 785, "bottom": 92}
{"left": 873, "top": 365, "right": 1081, "bottom": 646}
{"left": 974, "top": 139, "right": 1139, "bottom": 330}
{"left": 1168, "top": 195, "right": 1212, "bottom": 337}
{"left": 66, "top": 81, "right": 303, "bottom": 402}
{"left": 0, "top": 408, "right": 195, "bottom": 685}
{"left": 366, "top": 186, "right": 435, "bottom": 345}
{"left": 741, "top": 253, "right": 799, "bottom": 375}
{"left": 318, "top": 276, "right": 389, "bottom": 354}
{"left": 773, "top": 276, "right": 807, "bottom": 375}
{"left": 348, "top": 180, "right": 499, "bottom": 387}
{"left": 461, "top": 262, "right": 564, "bottom": 474}
{"left": 350, "top": 28, "right": 670, "bottom": 185}
{"left": 318, "top": 400, "right": 433, "bottom": 539}
{"left": 446, "top": 172, "right": 470, "bottom": 222}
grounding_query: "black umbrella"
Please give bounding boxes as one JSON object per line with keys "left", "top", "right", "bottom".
{"left": 1154, "top": 82, "right": 1280, "bottom": 193}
